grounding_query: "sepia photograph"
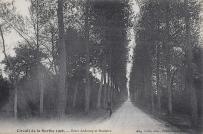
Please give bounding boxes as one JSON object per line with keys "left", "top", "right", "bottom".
{"left": 0, "top": 0, "right": 202, "bottom": 133}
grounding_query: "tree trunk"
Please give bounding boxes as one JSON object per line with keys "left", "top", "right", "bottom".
{"left": 185, "top": 0, "right": 198, "bottom": 127}
{"left": 165, "top": 1, "right": 173, "bottom": 115}
{"left": 145, "top": 48, "right": 154, "bottom": 112}
{"left": 103, "top": 56, "right": 107, "bottom": 108}
{"left": 73, "top": 82, "right": 79, "bottom": 108}
{"left": 110, "top": 77, "right": 114, "bottom": 105}
{"left": 0, "top": 26, "right": 9, "bottom": 64}
{"left": 97, "top": 69, "right": 104, "bottom": 109}
{"left": 146, "top": 48, "right": 154, "bottom": 112}
{"left": 109, "top": 51, "right": 112, "bottom": 104}
{"left": 39, "top": 74, "right": 44, "bottom": 116}
{"left": 168, "top": 69, "right": 177, "bottom": 115}
{"left": 108, "top": 72, "right": 111, "bottom": 103}
{"left": 199, "top": 0, "right": 203, "bottom": 127}
{"left": 151, "top": 88, "right": 155, "bottom": 113}
{"left": 51, "top": 27, "right": 57, "bottom": 74}
{"left": 84, "top": 0, "right": 91, "bottom": 113}
{"left": 167, "top": 76, "right": 173, "bottom": 114}
{"left": 106, "top": 72, "right": 109, "bottom": 105}
{"left": 57, "top": 0, "right": 67, "bottom": 116}
{"left": 156, "top": 44, "right": 161, "bottom": 113}
{"left": 14, "top": 85, "right": 18, "bottom": 119}
{"left": 35, "top": 0, "right": 44, "bottom": 117}
{"left": 201, "top": 46, "right": 203, "bottom": 128}
{"left": 143, "top": 68, "right": 148, "bottom": 106}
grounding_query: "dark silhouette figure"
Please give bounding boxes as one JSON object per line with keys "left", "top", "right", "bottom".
{"left": 107, "top": 101, "right": 112, "bottom": 117}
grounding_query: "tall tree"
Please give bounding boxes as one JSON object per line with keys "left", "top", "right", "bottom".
{"left": 57, "top": 0, "right": 67, "bottom": 116}
{"left": 130, "top": 0, "right": 201, "bottom": 129}
{"left": 164, "top": 0, "right": 173, "bottom": 114}
{"left": 97, "top": 65, "right": 104, "bottom": 109}
{"left": 30, "top": 0, "right": 44, "bottom": 116}
{"left": 0, "top": 25, "right": 18, "bottom": 119}
{"left": 185, "top": 0, "right": 198, "bottom": 127}
{"left": 84, "top": 0, "right": 90, "bottom": 113}
{"left": 0, "top": 1, "right": 19, "bottom": 118}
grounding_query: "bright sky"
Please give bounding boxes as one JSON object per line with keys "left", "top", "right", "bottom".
{"left": 0, "top": 0, "right": 30, "bottom": 74}
{"left": 1, "top": 0, "right": 29, "bottom": 49}
{"left": 126, "top": 0, "right": 139, "bottom": 98}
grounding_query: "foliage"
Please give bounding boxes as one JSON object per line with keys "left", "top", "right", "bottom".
{"left": 2, "top": 44, "right": 47, "bottom": 80}
{"left": 130, "top": 0, "right": 202, "bottom": 128}
{"left": 0, "top": 74, "right": 11, "bottom": 108}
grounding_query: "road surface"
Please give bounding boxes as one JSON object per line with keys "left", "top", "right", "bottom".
{"left": 93, "top": 100, "right": 187, "bottom": 134}
{"left": 0, "top": 100, "right": 187, "bottom": 134}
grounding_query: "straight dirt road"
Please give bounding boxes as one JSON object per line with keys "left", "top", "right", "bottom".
{"left": 0, "top": 100, "right": 188, "bottom": 134}
{"left": 93, "top": 100, "right": 188, "bottom": 134}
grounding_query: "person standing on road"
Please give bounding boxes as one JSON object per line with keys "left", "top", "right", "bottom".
{"left": 107, "top": 101, "right": 112, "bottom": 117}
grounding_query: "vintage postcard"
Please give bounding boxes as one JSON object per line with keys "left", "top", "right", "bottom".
{"left": 0, "top": 0, "right": 202, "bottom": 134}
